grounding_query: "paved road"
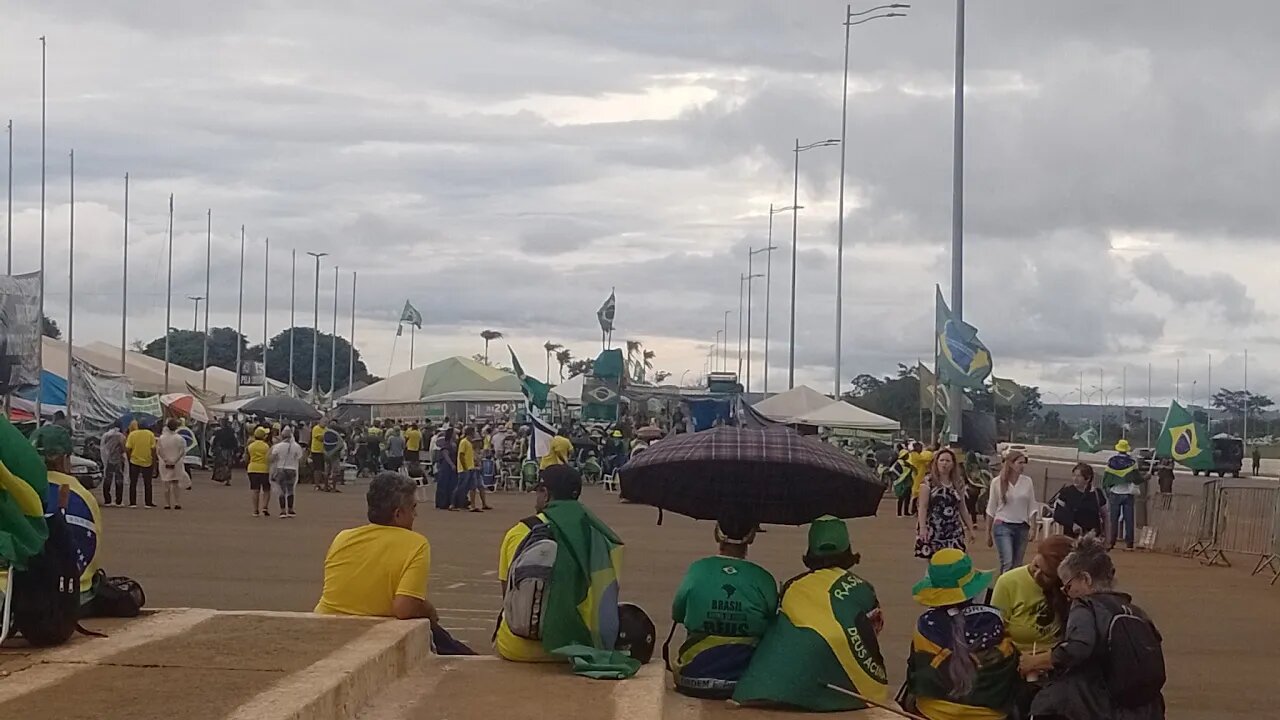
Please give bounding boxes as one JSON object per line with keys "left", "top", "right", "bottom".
{"left": 96, "top": 468, "right": 1278, "bottom": 720}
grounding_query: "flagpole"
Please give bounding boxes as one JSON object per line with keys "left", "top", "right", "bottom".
{"left": 262, "top": 237, "right": 269, "bottom": 397}
{"left": 164, "top": 194, "right": 174, "bottom": 394}
{"left": 1175, "top": 358, "right": 1180, "bottom": 403}
{"left": 1243, "top": 349, "right": 1249, "bottom": 446}
{"left": 35, "top": 36, "right": 46, "bottom": 423}
{"left": 348, "top": 271, "right": 356, "bottom": 393}
{"left": 202, "top": 209, "right": 210, "bottom": 390}
{"left": 410, "top": 325, "right": 415, "bottom": 370}
{"left": 330, "top": 265, "right": 338, "bottom": 395}
{"left": 1098, "top": 369, "right": 1103, "bottom": 443}
{"left": 1147, "top": 363, "right": 1152, "bottom": 448}
{"left": 65, "top": 149, "right": 73, "bottom": 418}
{"left": 944, "top": 0, "right": 967, "bottom": 442}
{"left": 121, "top": 173, "right": 129, "bottom": 374}
{"left": 235, "top": 225, "right": 245, "bottom": 397}
{"left": 289, "top": 249, "right": 296, "bottom": 395}
{"left": 1121, "top": 365, "right": 1127, "bottom": 439}
{"left": 1206, "top": 352, "right": 1212, "bottom": 430}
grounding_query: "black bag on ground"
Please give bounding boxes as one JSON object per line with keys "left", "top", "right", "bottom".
{"left": 1089, "top": 594, "right": 1166, "bottom": 708}
{"left": 83, "top": 570, "right": 146, "bottom": 618}
{"left": 11, "top": 511, "right": 81, "bottom": 647}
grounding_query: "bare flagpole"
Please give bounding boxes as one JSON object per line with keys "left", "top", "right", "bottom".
{"left": 202, "top": 209, "right": 210, "bottom": 390}
{"left": 289, "top": 249, "right": 296, "bottom": 395}
{"left": 262, "top": 237, "right": 269, "bottom": 396}
{"left": 1243, "top": 349, "right": 1249, "bottom": 447}
{"left": 330, "top": 265, "right": 338, "bottom": 396}
{"left": 36, "top": 36, "right": 46, "bottom": 422}
{"left": 348, "top": 271, "right": 356, "bottom": 392}
{"left": 235, "top": 225, "right": 244, "bottom": 396}
{"left": 164, "top": 194, "right": 174, "bottom": 393}
{"left": 121, "top": 173, "right": 129, "bottom": 372}
{"left": 65, "top": 149, "right": 74, "bottom": 417}
{"left": 1146, "top": 363, "right": 1152, "bottom": 447}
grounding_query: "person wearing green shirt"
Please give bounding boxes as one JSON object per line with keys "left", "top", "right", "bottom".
{"left": 669, "top": 512, "right": 777, "bottom": 699}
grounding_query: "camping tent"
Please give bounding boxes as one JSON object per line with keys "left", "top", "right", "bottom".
{"left": 752, "top": 385, "right": 835, "bottom": 423}
{"left": 340, "top": 356, "right": 522, "bottom": 406}
{"left": 793, "top": 400, "right": 900, "bottom": 432}
{"left": 550, "top": 374, "right": 585, "bottom": 407}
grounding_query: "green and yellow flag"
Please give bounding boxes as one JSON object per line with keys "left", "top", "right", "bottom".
{"left": 540, "top": 500, "right": 626, "bottom": 660}
{"left": 1155, "top": 400, "right": 1214, "bottom": 471}
{"left": 0, "top": 415, "right": 50, "bottom": 569}
{"left": 935, "top": 286, "right": 993, "bottom": 390}
{"left": 509, "top": 346, "right": 550, "bottom": 410}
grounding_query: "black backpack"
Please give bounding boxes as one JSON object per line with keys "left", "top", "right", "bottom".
{"left": 1089, "top": 594, "right": 1166, "bottom": 708}
{"left": 11, "top": 511, "right": 81, "bottom": 647}
{"left": 84, "top": 570, "right": 146, "bottom": 618}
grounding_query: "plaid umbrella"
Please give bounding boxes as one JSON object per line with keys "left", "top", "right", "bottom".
{"left": 619, "top": 427, "right": 885, "bottom": 525}
{"left": 238, "top": 395, "right": 321, "bottom": 422}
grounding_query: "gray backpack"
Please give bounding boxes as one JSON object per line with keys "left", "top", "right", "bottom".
{"left": 502, "top": 516, "right": 557, "bottom": 640}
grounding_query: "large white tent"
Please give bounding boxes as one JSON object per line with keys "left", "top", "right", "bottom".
{"left": 341, "top": 355, "right": 522, "bottom": 406}
{"left": 550, "top": 374, "right": 585, "bottom": 407}
{"left": 752, "top": 385, "right": 835, "bottom": 423}
{"left": 794, "top": 400, "right": 900, "bottom": 432}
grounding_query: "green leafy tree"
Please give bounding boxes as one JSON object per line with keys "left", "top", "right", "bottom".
{"left": 42, "top": 315, "right": 61, "bottom": 339}
{"left": 141, "top": 327, "right": 246, "bottom": 372}
{"left": 554, "top": 348, "right": 573, "bottom": 380}
{"left": 566, "top": 358, "right": 593, "bottom": 379}
{"left": 261, "top": 326, "right": 371, "bottom": 392}
{"left": 543, "top": 342, "right": 563, "bottom": 382}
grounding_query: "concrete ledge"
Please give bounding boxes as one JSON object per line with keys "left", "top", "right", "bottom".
{"left": 226, "top": 617, "right": 431, "bottom": 720}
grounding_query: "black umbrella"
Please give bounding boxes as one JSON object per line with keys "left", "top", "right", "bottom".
{"left": 238, "top": 395, "right": 322, "bottom": 422}
{"left": 619, "top": 426, "right": 885, "bottom": 525}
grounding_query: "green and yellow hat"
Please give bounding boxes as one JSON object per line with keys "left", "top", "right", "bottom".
{"left": 911, "top": 548, "right": 995, "bottom": 607}
{"left": 807, "top": 515, "right": 851, "bottom": 556}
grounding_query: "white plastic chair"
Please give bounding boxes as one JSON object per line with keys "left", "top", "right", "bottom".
{"left": 602, "top": 471, "right": 620, "bottom": 494}
{"left": 1030, "top": 503, "right": 1058, "bottom": 540}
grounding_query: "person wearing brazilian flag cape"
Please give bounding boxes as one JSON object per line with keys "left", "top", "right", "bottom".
{"left": 1101, "top": 439, "right": 1143, "bottom": 551}
{"left": 732, "top": 516, "right": 890, "bottom": 712}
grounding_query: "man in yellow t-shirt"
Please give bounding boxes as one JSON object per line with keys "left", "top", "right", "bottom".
{"left": 247, "top": 427, "right": 273, "bottom": 517}
{"left": 539, "top": 428, "right": 573, "bottom": 470}
{"left": 404, "top": 422, "right": 423, "bottom": 478}
{"left": 310, "top": 420, "right": 327, "bottom": 485}
{"left": 906, "top": 442, "right": 933, "bottom": 512}
{"left": 125, "top": 420, "right": 158, "bottom": 508}
{"left": 316, "top": 472, "right": 439, "bottom": 621}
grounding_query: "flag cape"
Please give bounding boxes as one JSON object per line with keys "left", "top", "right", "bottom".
{"left": 1155, "top": 400, "right": 1214, "bottom": 470}
{"left": 733, "top": 568, "right": 889, "bottom": 712}
{"left": 597, "top": 291, "right": 617, "bottom": 333}
{"left": 509, "top": 346, "right": 550, "bottom": 410}
{"left": 399, "top": 301, "right": 423, "bottom": 328}
{"left": 907, "top": 605, "right": 1018, "bottom": 716}
{"left": 0, "top": 415, "right": 49, "bottom": 570}
{"left": 935, "top": 286, "right": 992, "bottom": 389}
{"left": 540, "top": 500, "right": 624, "bottom": 657}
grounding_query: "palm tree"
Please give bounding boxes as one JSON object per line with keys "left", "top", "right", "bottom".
{"left": 543, "top": 342, "right": 563, "bottom": 383}
{"left": 554, "top": 348, "right": 573, "bottom": 381}
{"left": 654, "top": 370, "right": 672, "bottom": 383}
{"left": 641, "top": 349, "right": 656, "bottom": 383}
{"left": 566, "top": 358, "right": 592, "bottom": 379}
{"left": 480, "top": 330, "right": 503, "bottom": 365}
{"left": 625, "top": 340, "right": 643, "bottom": 381}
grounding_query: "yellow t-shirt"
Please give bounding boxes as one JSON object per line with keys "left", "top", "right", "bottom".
{"left": 539, "top": 435, "right": 573, "bottom": 470}
{"left": 405, "top": 428, "right": 422, "bottom": 452}
{"left": 246, "top": 440, "right": 271, "bottom": 474}
{"left": 908, "top": 450, "right": 933, "bottom": 498}
{"left": 125, "top": 429, "right": 156, "bottom": 467}
{"left": 458, "top": 437, "right": 477, "bottom": 472}
{"left": 314, "top": 524, "right": 431, "bottom": 617}
{"left": 311, "top": 424, "right": 325, "bottom": 454}
{"left": 990, "top": 564, "right": 1061, "bottom": 652}
{"left": 496, "top": 515, "right": 555, "bottom": 662}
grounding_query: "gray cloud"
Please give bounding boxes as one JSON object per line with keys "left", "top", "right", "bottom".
{"left": 1131, "top": 252, "right": 1260, "bottom": 324}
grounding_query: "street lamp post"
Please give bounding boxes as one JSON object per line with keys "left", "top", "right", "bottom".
{"left": 738, "top": 274, "right": 746, "bottom": 380}
{"left": 945, "top": 0, "right": 967, "bottom": 441}
{"left": 187, "top": 296, "right": 204, "bottom": 332}
{"left": 788, "top": 137, "right": 840, "bottom": 389}
{"left": 307, "top": 252, "right": 328, "bottom": 399}
{"left": 722, "top": 310, "right": 731, "bottom": 372}
{"left": 766, "top": 204, "right": 799, "bottom": 396}
{"left": 715, "top": 329, "right": 724, "bottom": 372}
{"left": 746, "top": 247, "right": 774, "bottom": 394}
{"left": 835, "top": 4, "right": 909, "bottom": 397}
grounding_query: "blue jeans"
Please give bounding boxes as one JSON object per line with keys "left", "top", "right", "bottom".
{"left": 993, "top": 522, "right": 1030, "bottom": 575}
{"left": 1108, "top": 492, "right": 1136, "bottom": 548}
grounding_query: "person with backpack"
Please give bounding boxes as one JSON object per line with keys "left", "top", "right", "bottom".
{"left": 494, "top": 464, "right": 625, "bottom": 667}
{"left": 1020, "top": 536, "right": 1166, "bottom": 719}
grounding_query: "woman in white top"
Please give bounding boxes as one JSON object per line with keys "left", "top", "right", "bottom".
{"left": 269, "top": 426, "right": 306, "bottom": 518}
{"left": 986, "top": 449, "right": 1037, "bottom": 575}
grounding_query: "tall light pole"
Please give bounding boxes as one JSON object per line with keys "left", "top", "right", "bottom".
{"left": 349, "top": 271, "right": 357, "bottom": 394}
{"left": 715, "top": 330, "right": 724, "bottom": 372}
{"left": 186, "top": 296, "right": 204, "bottom": 331}
{"left": 163, "top": 195, "right": 174, "bottom": 393}
{"left": 722, "top": 310, "right": 731, "bottom": 372}
{"left": 307, "top": 252, "right": 327, "bottom": 399}
{"left": 289, "top": 249, "right": 296, "bottom": 394}
{"left": 836, "top": 4, "right": 909, "bottom": 398}
{"left": 235, "top": 225, "right": 245, "bottom": 396}
{"left": 261, "top": 237, "right": 270, "bottom": 397}
{"left": 35, "top": 36, "right": 46, "bottom": 422}
{"left": 766, "top": 204, "right": 799, "bottom": 396}
{"left": 202, "top": 209, "right": 210, "bottom": 390}
{"left": 65, "top": 149, "right": 73, "bottom": 417}
{"left": 788, "top": 137, "right": 840, "bottom": 389}
{"left": 744, "top": 255, "right": 768, "bottom": 394}
{"left": 330, "top": 265, "right": 339, "bottom": 396}
{"left": 121, "top": 173, "right": 129, "bottom": 373}
{"left": 738, "top": 274, "right": 746, "bottom": 379}
{"left": 944, "top": 0, "right": 966, "bottom": 441}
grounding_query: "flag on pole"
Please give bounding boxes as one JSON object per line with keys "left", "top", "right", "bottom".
{"left": 1155, "top": 400, "right": 1214, "bottom": 470}
{"left": 509, "top": 346, "right": 550, "bottom": 410}
{"left": 0, "top": 415, "right": 50, "bottom": 570}
{"left": 991, "top": 377, "right": 1022, "bottom": 407}
{"left": 399, "top": 301, "right": 423, "bottom": 328}
{"left": 935, "top": 286, "right": 992, "bottom": 389}
{"left": 529, "top": 410, "right": 555, "bottom": 462}
{"left": 918, "top": 363, "right": 973, "bottom": 411}
{"left": 596, "top": 291, "right": 616, "bottom": 334}
{"left": 1074, "top": 423, "right": 1100, "bottom": 453}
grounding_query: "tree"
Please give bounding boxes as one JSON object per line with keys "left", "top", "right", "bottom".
{"left": 543, "top": 342, "right": 562, "bottom": 383}
{"left": 640, "top": 349, "right": 656, "bottom": 383}
{"left": 1211, "top": 388, "right": 1274, "bottom": 434}
{"left": 847, "top": 373, "right": 884, "bottom": 398}
{"left": 42, "top": 315, "right": 61, "bottom": 340}
{"left": 262, "top": 327, "right": 371, "bottom": 392}
{"left": 479, "top": 330, "right": 503, "bottom": 365}
{"left": 624, "top": 340, "right": 643, "bottom": 381}
{"left": 654, "top": 370, "right": 672, "bottom": 384}
{"left": 141, "top": 327, "right": 247, "bottom": 372}
{"left": 554, "top": 348, "right": 573, "bottom": 381}
{"left": 566, "top": 358, "right": 592, "bottom": 378}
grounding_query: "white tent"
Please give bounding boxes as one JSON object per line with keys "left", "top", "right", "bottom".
{"left": 340, "top": 355, "right": 521, "bottom": 406}
{"left": 752, "top": 385, "right": 835, "bottom": 422}
{"left": 550, "top": 374, "right": 585, "bottom": 407}
{"left": 794, "top": 400, "right": 900, "bottom": 432}
{"left": 82, "top": 341, "right": 241, "bottom": 398}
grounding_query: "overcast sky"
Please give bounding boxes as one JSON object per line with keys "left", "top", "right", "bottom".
{"left": 2, "top": 1, "right": 1278, "bottom": 405}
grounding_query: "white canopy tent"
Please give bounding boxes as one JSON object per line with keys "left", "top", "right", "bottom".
{"left": 550, "top": 374, "right": 585, "bottom": 407}
{"left": 752, "top": 385, "right": 835, "bottom": 423}
{"left": 794, "top": 400, "right": 900, "bottom": 432}
{"left": 340, "top": 355, "right": 522, "bottom": 406}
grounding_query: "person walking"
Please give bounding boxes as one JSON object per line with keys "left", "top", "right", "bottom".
{"left": 310, "top": 419, "right": 328, "bottom": 487}
{"left": 211, "top": 418, "right": 239, "bottom": 485}
{"left": 986, "top": 449, "right": 1038, "bottom": 576}
{"left": 435, "top": 427, "right": 459, "bottom": 510}
{"left": 457, "top": 426, "right": 480, "bottom": 511}
{"left": 156, "top": 419, "right": 189, "bottom": 510}
{"left": 99, "top": 424, "right": 127, "bottom": 507}
{"left": 1101, "top": 440, "right": 1141, "bottom": 550}
{"left": 270, "top": 425, "right": 306, "bottom": 517}
{"left": 247, "top": 427, "right": 273, "bottom": 516}
{"left": 384, "top": 426, "right": 406, "bottom": 473}
{"left": 1251, "top": 446, "right": 1261, "bottom": 476}
{"left": 1051, "top": 463, "right": 1108, "bottom": 539}
{"left": 404, "top": 422, "right": 422, "bottom": 478}
{"left": 915, "top": 448, "right": 976, "bottom": 560}
{"left": 125, "top": 419, "right": 158, "bottom": 508}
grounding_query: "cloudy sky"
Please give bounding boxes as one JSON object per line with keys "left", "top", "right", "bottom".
{"left": 2, "top": 1, "right": 1278, "bottom": 405}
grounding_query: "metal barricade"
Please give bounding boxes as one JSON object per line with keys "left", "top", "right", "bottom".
{"left": 1185, "top": 479, "right": 1221, "bottom": 560}
{"left": 1141, "top": 491, "right": 1205, "bottom": 555}
{"left": 1200, "top": 483, "right": 1280, "bottom": 574}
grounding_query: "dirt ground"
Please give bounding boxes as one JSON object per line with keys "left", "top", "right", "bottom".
{"left": 92, "top": 460, "right": 1276, "bottom": 719}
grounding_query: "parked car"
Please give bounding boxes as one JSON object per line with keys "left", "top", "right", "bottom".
{"left": 1191, "top": 435, "right": 1244, "bottom": 478}
{"left": 70, "top": 453, "right": 103, "bottom": 490}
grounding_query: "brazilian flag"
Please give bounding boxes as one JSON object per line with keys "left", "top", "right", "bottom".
{"left": 935, "top": 286, "right": 993, "bottom": 390}
{"left": 733, "top": 568, "right": 889, "bottom": 711}
{"left": 1155, "top": 401, "right": 1214, "bottom": 471}
{"left": 0, "top": 415, "right": 50, "bottom": 570}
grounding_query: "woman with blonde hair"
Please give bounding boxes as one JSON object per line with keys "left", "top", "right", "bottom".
{"left": 915, "top": 448, "right": 977, "bottom": 559}
{"left": 986, "top": 449, "right": 1038, "bottom": 575}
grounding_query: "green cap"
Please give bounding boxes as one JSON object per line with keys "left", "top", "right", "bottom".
{"left": 31, "top": 424, "right": 73, "bottom": 458}
{"left": 807, "top": 515, "right": 850, "bottom": 556}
